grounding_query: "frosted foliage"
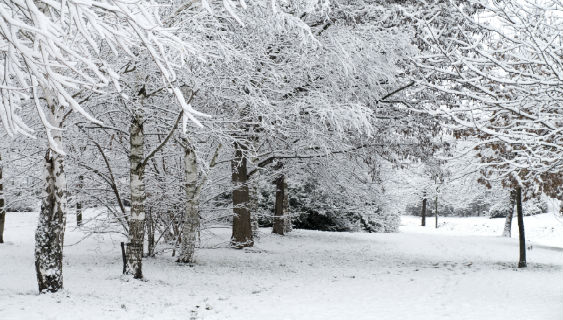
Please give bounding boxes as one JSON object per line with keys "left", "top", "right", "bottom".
{"left": 416, "top": 0, "right": 563, "bottom": 196}
{"left": 289, "top": 156, "right": 401, "bottom": 233}
{"left": 0, "top": 0, "right": 202, "bottom": 153}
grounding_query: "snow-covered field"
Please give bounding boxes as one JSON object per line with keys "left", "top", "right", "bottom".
{"left": 1, "top": 212, "right": 562, "bottom": 320}
{"left": 401, "top": 213, "right": 563, "bottom": 248}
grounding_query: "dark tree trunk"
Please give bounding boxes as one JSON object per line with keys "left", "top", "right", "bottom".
{"left": 283, "top": 178, "right": 292, "bottom": 233}
{"left": 120, "top": 242, "right": 126, "bottom": 274}
{"left": 0, "top": 152, "right": 5, "bottom": 244}
{"left": 421, "top": 196, "right": 427, "bottom": 226}
{"left": 146, "top": 208, "right": 155, "bottom": 257}
{"left": 515, "top": 187, "right": 526, "bottom": 268}
{"left": 231, "top": 142, "right": 253, "bottom": 248}
{"left": 249, "top": 178, "right": 260, "bottom": 238}
{"left": 76, "top": 175, "right": 83, "bottom": 227}
{"left": 273, "top": 174, "right": 285, "bottom": 235}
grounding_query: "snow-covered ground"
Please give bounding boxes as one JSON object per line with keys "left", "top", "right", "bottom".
{"left": 1, "top": 212, "right": 562, "bottom": 320}
{"left": 401, "top": 213, "right": 563, "bottom": 248}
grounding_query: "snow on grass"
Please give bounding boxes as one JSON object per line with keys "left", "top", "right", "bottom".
{"left": 0, "top": 212, "right": 562, "bottom": 320}
{"left": 401, "top": 213, "right": 563, "bottom": 248}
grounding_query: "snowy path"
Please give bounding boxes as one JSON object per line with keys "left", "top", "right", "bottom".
{"left": 1, "top": 212, "right": 562, "bottom": 320}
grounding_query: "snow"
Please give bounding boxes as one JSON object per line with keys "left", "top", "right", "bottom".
{"left": 401, "top": 213, "right": 563, "bottom": 248}
{"left": 1, "top": 212, "right": 562, "bottom": 320}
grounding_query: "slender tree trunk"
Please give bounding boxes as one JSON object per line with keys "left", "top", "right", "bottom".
{"left": 0, "top": 152, "right": 5, "bottom": 244}
{"left": 168, "top": 209, "right": 180, "bottom": 242}
{"left": 435, "top": 195, "right": 438, "bottom": 229}
{"left": 502, "top": 191, "right": 515, "bottom": 237}
{"left": 283, "top": 178, "right": 292, "bottom": 233}
{"left": 76, "top": 175, "right": 83, "bottom": 227}
{"left": 249, "top": 177, "right": 260, "bottom": 238}
{"left": 231, "top": 142, "right": 253, "bottom": 248}
{"left": 273, "top": 174, "right": 285, "bottom": 235}
{"left": 126, "top": 111, "right": 146, "bottom": 279}
{"left": 146, "top": 207, "right": 155, "bottom": 257}
{"left": 178, "top": 142, "right": 199, "bottom": 263}
{"left": 421, "top": 195, "right": 427, "bottom": 226}
{"left": 249, "top": 132, "right": 260, "bottom": 238}
{"left": 515, "top": 187, "right": 526, "bottom": 268}
{"left": 35, "top": 105, "right": 67, "bottom": 293}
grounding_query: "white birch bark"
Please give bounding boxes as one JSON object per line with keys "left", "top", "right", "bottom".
{"left": 126, "top": 110, "right": 146, "bottom": 279}
{"left": 34, "top": 103, "right": 67, "bottom": 293}
{"left": 0, "top": 152, "right": 5, "bottom": 244}
{"left": 178, "top": 142, "right": 199, "bottom": 263}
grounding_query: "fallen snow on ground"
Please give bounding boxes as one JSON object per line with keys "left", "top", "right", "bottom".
{"left": 1, "top": 212, "right": 562, "bottom": 320}
{"left": 401, "top": 213, "right": 563, "bottom": 248}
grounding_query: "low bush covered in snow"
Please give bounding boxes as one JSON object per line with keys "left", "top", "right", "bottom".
{"left": 254, "top": 175, "right": 400, "bottom": 233}
{"left": 293, "top": 210, "right": 399, "bottom": 233}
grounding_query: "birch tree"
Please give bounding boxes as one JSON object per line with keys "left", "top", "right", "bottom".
{"left": 0, "top": 0, "right": 207, "bottom": 292}
{"left": 0, "top": 151, "right": 4, "bottom": 243}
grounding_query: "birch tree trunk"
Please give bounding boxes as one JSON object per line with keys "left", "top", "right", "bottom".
{"left": 0, "top": 152, "right": 5, "bottom": 244}
{"left": 178, "top": 142, "right": 199, "bottom": 263}
{"left": 273, "top": 174, "right": 285, "bottom": 235}
{"left": 35, "top": 105, "right": 67, "bottom": 293}
{"left": 502, "top": 191, "right": 515, "bottom": 237}
{"left": 515, "top": 187, "right": 526, "bottom": 268}
{"left": 126, "top": 111, "right": 146, "bottom": 279}
{"left": 231, "top": 142, "right": 253, "bottom": 248}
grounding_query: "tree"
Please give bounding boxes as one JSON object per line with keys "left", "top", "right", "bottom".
{"left": 416, "top": 0, "right": 562, "bottom": 198}
{"left": 177, "top": 138, "right": 220, "bottom": 263}
{"left": 515, "top": 187, "right": 526, "bottom": 268}
{"left": 126, "top": 108, "right": 146, "bottom": 279}
{"left": 0, "top": 151, "right": 4, "bottom": 243}
{"left": 421, "top": 194, "right": 427, "bottom": 227}
{"left": 502, "top": 191, "right": 516, "bottom": 238}
{"left": 231, "top": 142, "right": 253, "bottom": 248}
{"left": 34, "top": 104, "right": 67, "bottom": 292}
{"left": 0, "top": 0, "right": 207, "bottom": 292}
{"left": 76, "top": 175, "right": 84, "bottom": 227}
{"left": 272, "top": 171, "right": 286, "bottom": 235}
{"left": 415, "top": 0, "right": 563, "bottom": 267}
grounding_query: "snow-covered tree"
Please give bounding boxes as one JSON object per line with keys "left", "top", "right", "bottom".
{"left": 416, "top": 0, "right": 562, "bottom": 199}
{"left": 0, "top": 151, "right": 4, "bottom": 243}
{"left": 415, "top": 0, "right": 563, "bottom": 267}
{"left": 0, "top": 0, "right": 208, "bottom": 292}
